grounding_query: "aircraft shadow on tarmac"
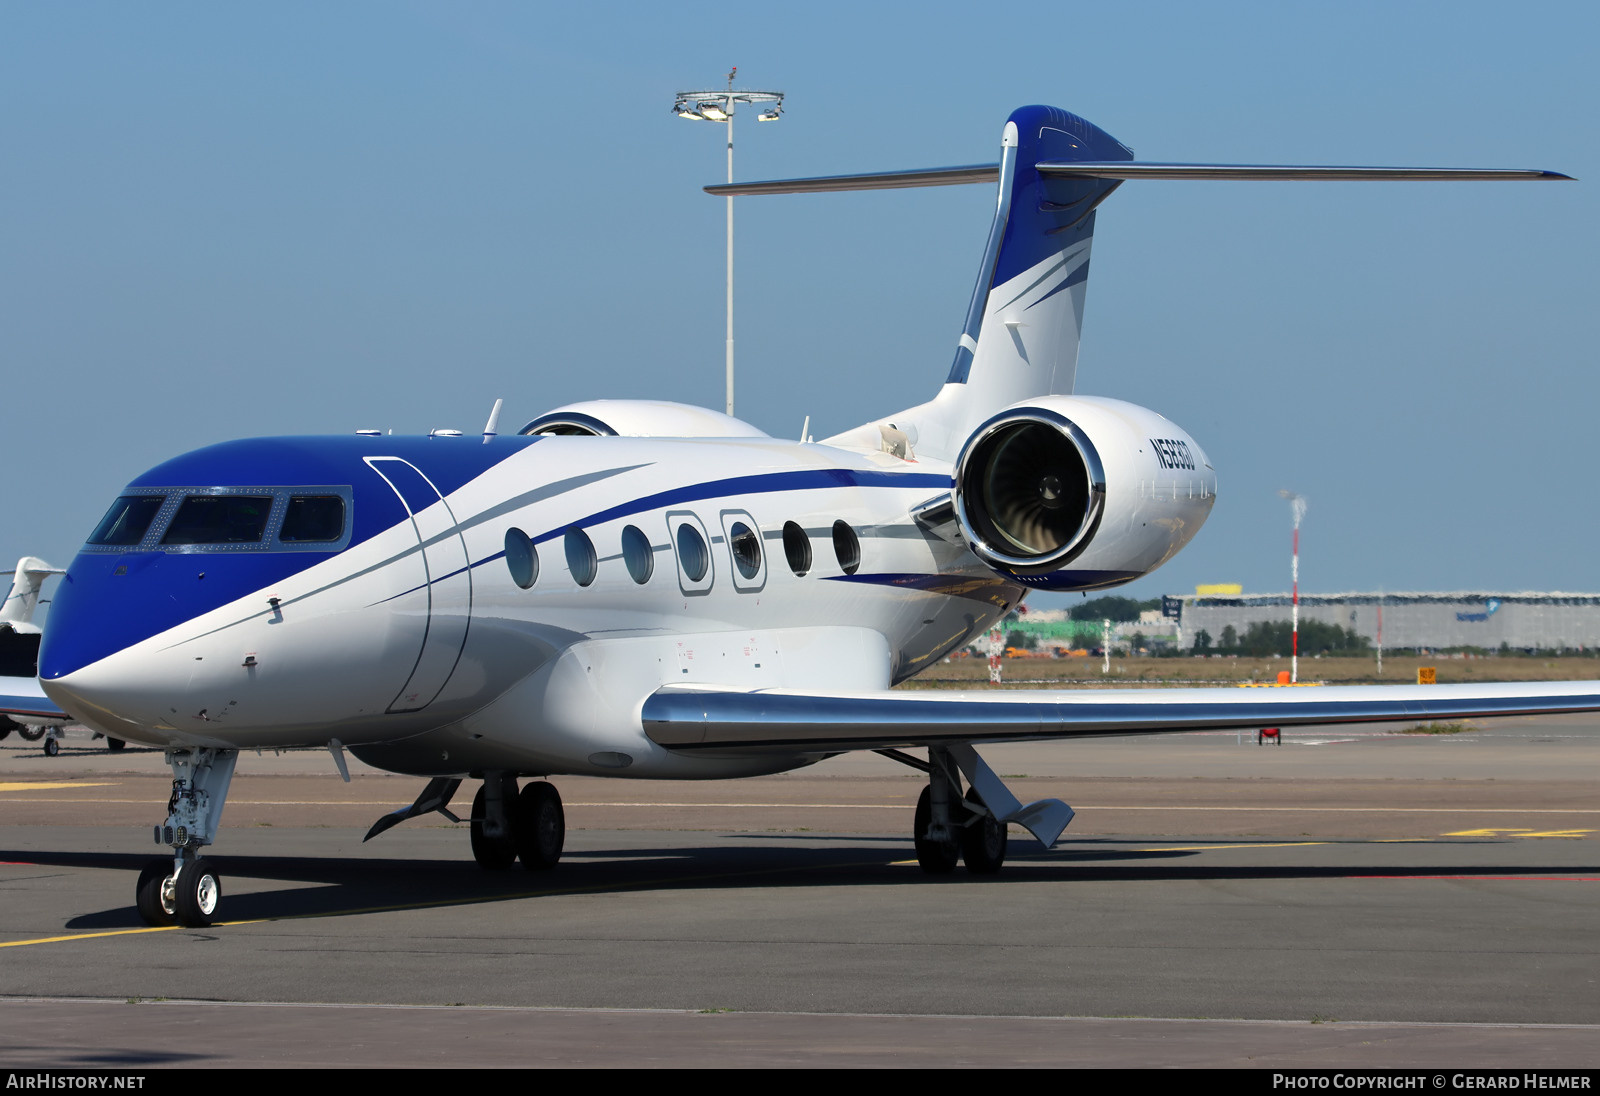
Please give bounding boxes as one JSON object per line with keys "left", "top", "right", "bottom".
{"left": 5, "top": 840, "right": 1594, "bottom": 932}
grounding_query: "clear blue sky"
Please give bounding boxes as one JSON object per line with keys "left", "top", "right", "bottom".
{"left": 3, "top": 1, "right": 1595, "bottom": 611}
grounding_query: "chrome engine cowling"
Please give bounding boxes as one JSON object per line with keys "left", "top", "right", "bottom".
{"left": 953, "top": 396, "right": 1217, "bottom": 590}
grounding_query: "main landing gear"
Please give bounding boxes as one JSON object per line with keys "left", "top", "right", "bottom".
{"left": 470, "top": 774, "right": 565, "bottom": 871}
{"left": 134, "top": 748, "right": 238, "bottom": 927}
{"left": 885, "top": 742, "right": 1077, "bottom": 878}
{"left": 365, "top": 773, "right": 566, "bottom": 871}
{"left": 911, "top": 747, "right": 1009, "bottom": 876}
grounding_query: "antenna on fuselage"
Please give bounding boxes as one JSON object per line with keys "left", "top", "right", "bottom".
{"left": 482, "top": 398, "right": 504, "bottom": 444}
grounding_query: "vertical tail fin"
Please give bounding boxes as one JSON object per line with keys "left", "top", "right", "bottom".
{"left": 940, "top": 107, "right": 1131, "bottom": 429}
{"left": 862, "top": 107, "right": 1132, "bottom": 461}
{"left": 0, "top": 557, "right": 65, "bottom": 633}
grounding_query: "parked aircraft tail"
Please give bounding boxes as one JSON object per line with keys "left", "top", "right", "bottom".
{"left": 0, "top": 557, "right": 65, "bottom": 634}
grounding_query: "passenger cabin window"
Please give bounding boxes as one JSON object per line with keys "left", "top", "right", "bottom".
{"left": 727, "top": 521, "right": 761, "bottom": 581}
{"left": 162, "top": 496, "right": 274, "bottom": 545}
{"left": 279, "top": 496, "right": 345, "bottom": 542}
{"left": 621, "top": 525, "right": 654, "bottom": 585}
{"left": 504, "top": 528, "right": 539, "bottom": 589}
{"left": 832, "top": 520, "right": 861, "bottom": 576}
{"left": 565, "top": 528, "right": 597, "bottom": 587}
{"left": 88, "top": 496, "right": 164, "bottom": 547}
{"left": 668, "top": 511, "right": 714, "bottom": 596}
{"left": 719, "top": 511, "right": 766, "bottom": 593}
{"left": 782, "top": 521, "right": 811, "bottom": 577}
{"left": 676, "top": 523, "right": 710, "bottom": 583}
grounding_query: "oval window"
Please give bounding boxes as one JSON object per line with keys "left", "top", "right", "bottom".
{"left": 728, "top": 521, "right": 762, "bottom": 580}
{"left": 505, "top": 528, "right": 538, "bottom": 589}
{"left": 782, "top": 521, "right": 811, "bottom": 577}
{"left": 565, "top": 528, "right": 597, "bottom": 587}
{"left": 832, "top": 520, "right": 860, "bottom": 576}
{"left": 621, "top": 524, "right": 654, "bottom": 585}
{"left": 676, "top": 522, "right": 709, "bottom": 583}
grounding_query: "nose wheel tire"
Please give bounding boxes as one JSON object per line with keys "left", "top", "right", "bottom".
{"left": 470, "top": 785, "right": 518, "bottom": 870}
{"left": 172, "top": 858, "right": 222, "bottom": 927}
{"left": 913, "top": 786, "right": 960, "bottom": 874}
{"left": 959, "top": 790, "right": 1008, "bottom": 875}
{"left": 135, "top": 859, "right": 178, "bottom": 926}
{"left": 43, "top": 737, "right": 59, "bottom": 757}
{"left": 515, "top": 782, "right": 565, "bottom": 870}
{"left": 107, "top": 737, "right": 126, "bottom": 751}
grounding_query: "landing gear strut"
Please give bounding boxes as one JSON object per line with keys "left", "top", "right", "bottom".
{"left": 469, "top": 773, "right": 565, "bottom": 871}
{"left": 470, "top": 777, "right": 519, "bottom": 870}
{"left": 134, "top": 748, "right": 237, "bottom": 927}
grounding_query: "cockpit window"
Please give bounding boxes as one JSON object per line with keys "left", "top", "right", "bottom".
{"left": 279, "top": 496, "right": 346, "bottom": 542}
{"left": 84, "top": 484, "right": 352, "bottom": 554}
{"left": 161, "top": 496, "right": 274, "bottom": 545}
{"left": 87, "top": 496, "right": 165, "bottom": 546}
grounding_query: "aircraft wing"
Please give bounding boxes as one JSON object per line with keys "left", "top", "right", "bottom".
{"left": 0, "top": 676, "right": 70, "bottom": 722}
{"left": 642, "top": 681, "right": 1600, "bottom": 754}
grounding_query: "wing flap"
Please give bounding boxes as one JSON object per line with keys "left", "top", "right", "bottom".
{"left": 643, "top": 681, "right": 1600, "bottom": 754}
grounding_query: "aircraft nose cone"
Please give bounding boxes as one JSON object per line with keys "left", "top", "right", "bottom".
{"left": 41, "top": 648, "right": 182, "bottom": 745}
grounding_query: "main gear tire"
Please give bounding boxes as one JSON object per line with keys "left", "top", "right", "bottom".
{"left": 913, "top": 785, "right": 960, "bottom": 875}
{"left": 959, "top": 789, "right": 1008, "bottom": 875}
{"left": 470, "top": 784, "right": 518, "bottom": 870}
{"left": 515, "top": 781, "right": 565, "bottom": 870}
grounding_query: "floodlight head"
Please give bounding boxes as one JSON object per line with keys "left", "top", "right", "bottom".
{"left": 758, "top": 108, "right": 782, "bottom": 122}
{"left": 698, "top": 101, "right": 730, "bottom": 121}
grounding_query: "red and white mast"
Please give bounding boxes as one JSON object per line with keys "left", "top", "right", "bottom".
{"left": 1279, "top": 491, "right": 1308, "bottom": 683}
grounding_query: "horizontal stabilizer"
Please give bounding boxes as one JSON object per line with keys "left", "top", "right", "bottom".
{"left": 707, "top": 163, "right": 1572, "bottom": 196}
{"left": 643, "top": 681, "right": 1600, "bottom": 754}
{"left": 706, "top": 164, "right": 999, "bottom": 196}
{"left": 1037, "top": 162, "right": 1575, "bottom": 182}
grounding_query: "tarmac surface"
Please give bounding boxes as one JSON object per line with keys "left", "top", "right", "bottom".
{"left": 1, "top": 715, "right": 1597, "bottom": 1068}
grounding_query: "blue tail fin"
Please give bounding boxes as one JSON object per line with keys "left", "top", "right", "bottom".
{"left": 878, "top": 107, "right": 1133, "bottom": 461}
{"left": 946, "top": 106, "right": 1132, "bottom": 398}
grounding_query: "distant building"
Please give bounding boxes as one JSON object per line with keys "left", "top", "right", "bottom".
{"left": 1170, "top": 592, "right": 1600, "bottom": 651}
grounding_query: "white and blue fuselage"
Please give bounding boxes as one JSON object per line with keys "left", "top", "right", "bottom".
{"left": 40, "top": 431, "right": 1011, "bottom": 778}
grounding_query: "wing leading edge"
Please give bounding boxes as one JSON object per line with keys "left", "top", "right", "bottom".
{"left": 0, "top": 676, "right": 69, "bottom": 722}
{"left": 643, "top": 681, "right": 1600, "bottom": 754}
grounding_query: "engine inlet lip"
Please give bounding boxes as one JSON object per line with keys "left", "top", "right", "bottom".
{"left": 953, "top": 407, "right": 1108, "bottom": 575}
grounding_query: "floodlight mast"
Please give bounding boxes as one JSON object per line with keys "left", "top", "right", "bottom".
{"left": 672, "top": 68, "right": 784, "bottom": 417}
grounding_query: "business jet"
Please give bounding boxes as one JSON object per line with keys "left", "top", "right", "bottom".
{"left": 9, "top": 105, "right": 1594, "bottom": 929}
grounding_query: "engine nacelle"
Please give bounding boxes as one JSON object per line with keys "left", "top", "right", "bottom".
{"left": 519, "top": 400, "right": 769, "bottom": 439}
{"left": 953, "top": 396, "right": 1217, "bottom": 591}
